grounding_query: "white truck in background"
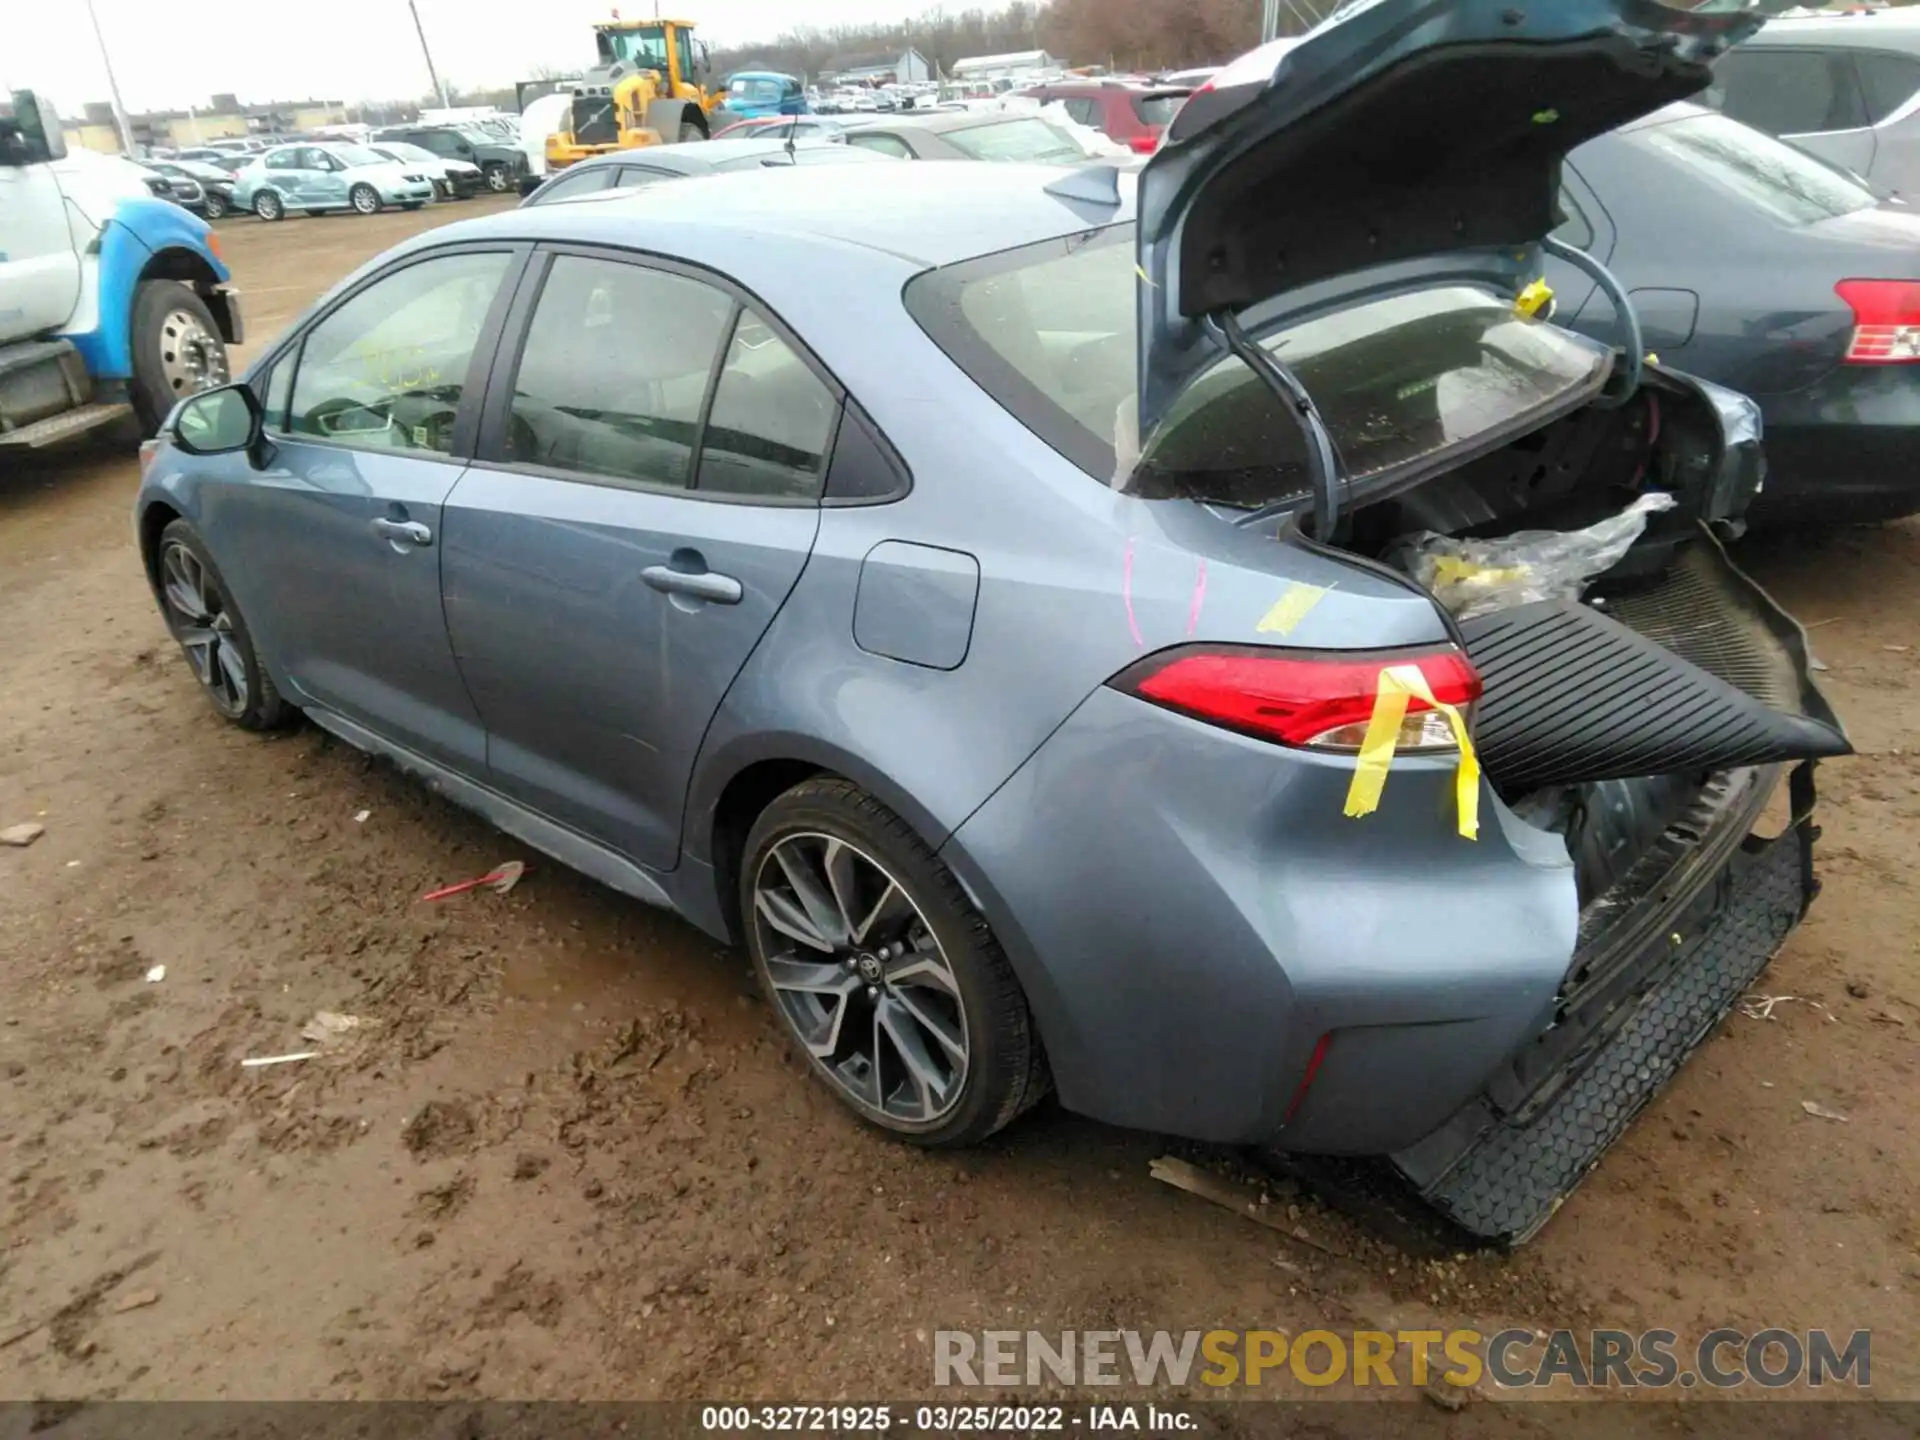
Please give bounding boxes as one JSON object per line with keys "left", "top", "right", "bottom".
{"left": 1, "top": 89, "right": 239, "bottom": 449}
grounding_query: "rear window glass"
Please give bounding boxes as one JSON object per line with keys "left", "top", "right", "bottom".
{"left": 1638, "top": 111, "right": 1877, "bottom": 226}
{"left": 1132, "top": 94, "right": 1185, "bottom": 126}
{"left": 907, "top": 227, "right": 1612, "bottom": 507}
{"left": 943, "top": 118, "right": 1084, "bottom": 163}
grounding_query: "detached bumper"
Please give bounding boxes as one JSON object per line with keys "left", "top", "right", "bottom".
{"left": 1388, "top": 763, "right": 1821, "bottom": 1245}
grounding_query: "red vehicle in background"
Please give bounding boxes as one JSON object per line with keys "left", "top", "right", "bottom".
{"left": 1019, "top": 80, "right": 1190, "bottom": 153}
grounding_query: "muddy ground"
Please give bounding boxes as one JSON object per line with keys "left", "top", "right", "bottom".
{"left": 1, "top": 199, "right": 1917, "bottom": 1418}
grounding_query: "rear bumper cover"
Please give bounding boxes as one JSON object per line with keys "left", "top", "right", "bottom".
{"left": 1391, "top": 762, "right": 1820, "bottom": 1244}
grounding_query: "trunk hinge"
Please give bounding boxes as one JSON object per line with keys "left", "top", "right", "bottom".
{"left": 1203, "top": 308, "right": 1341, "bottom": 541}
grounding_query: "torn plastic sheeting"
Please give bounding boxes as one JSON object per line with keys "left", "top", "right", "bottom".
{"left": 1396, "top": 491, "right": 1677, "bottom": 621}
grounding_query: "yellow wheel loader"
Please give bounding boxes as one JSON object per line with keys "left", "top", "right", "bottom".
{"left": 545, "top": 17, "right": 735, "bottom": 171}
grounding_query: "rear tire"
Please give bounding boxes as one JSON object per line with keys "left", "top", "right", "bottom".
{"left": 129, "top": 280, "right": 231, "bottom": 436}
{"left": 349, "top": 182, "right": 381, "bottom": 215}
{"left": 740, "top": 777, "right": 1048, "bottom": 1147}
{"left": 155, "top": 520, "right": 291, "bottom": 732}
{"left": 253, "top": 189, "right": 284, "bottom": 221}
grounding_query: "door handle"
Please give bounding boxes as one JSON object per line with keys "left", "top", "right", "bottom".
{"left": 641, "top": 565, "right": 743, "bottom": 604}
{"left": 372, "top": 517, "right": 433, "bottom": 547}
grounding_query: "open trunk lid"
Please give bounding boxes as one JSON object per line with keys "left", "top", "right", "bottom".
{"left": 1135, "top": 0, "right": 1798, "bottom": 436}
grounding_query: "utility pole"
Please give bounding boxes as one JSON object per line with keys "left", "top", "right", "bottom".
{"left": 406, "top": 0, "right": 454, "bottom": 109}
{"left": 82, "top": 0, "right": 137, "bottom": 155}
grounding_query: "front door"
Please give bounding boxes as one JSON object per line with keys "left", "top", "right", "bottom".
{"left": 295, "top": 147, "right": 349, "bottom": 208}
{"left": 0, "top": 162, "right": 81, "bottom": 338}
{"left": 441, "top": 249, "right": 834, "bottom": 868}
{"left": 210, "top": 247, "right": 521, "bottom": 773}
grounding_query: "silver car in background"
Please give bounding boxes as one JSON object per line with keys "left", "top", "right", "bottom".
{"left": 228, "top": 142, "right": 435, "bottom": 221}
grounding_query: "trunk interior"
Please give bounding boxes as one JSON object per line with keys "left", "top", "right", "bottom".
{"left": 1331, "top": 374, "right": 1848, "bottom": 1076}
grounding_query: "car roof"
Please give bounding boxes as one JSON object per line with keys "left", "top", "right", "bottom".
{"left": 456, "top": 161, "right": 1136, "bottom": 268}
{"left": 842, "top": 110, "right": 1051, "bottom": 134}
{"left": 555, "top": 138, "right": 847, "bottom": 174}
{"left": 1743, "top": 10, "right": 1920, "bottom": 47}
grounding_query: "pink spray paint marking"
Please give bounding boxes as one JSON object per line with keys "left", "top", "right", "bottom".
{"left": 1185, "top": 559, "right": 1209, "bottom": 636}
{"left": 1122, "top": 539, "right": 1144, "bottom": 648}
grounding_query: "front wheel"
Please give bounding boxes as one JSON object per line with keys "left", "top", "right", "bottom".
{"left": 349, "top": 182, "right": 381, "bottom": 215}
{"left": 253, "top": 189, "right": 284, "bottom": 221}
{"left": 741, "top": 778, "right": 1048, "bottom": 1147}
{"left": 129, "top": 280, "right": 230, "bottom": 435}
{"left": 483, "top": 164, "right": 511, "bottom": 192}
{"left": 155, "top": 520, "right": 291, "bottom": 731}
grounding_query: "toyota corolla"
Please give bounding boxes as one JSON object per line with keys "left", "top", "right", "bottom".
{"left": 135, "top": 0, "right": 1839, "bottom": 1244}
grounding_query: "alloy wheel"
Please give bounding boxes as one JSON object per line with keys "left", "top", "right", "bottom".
{"left": 751, "top": 833, "right": 970, "bottom": 1127}
{"left": 255, "top": 191, "right": 282, "bottom": 220}
{"left": 159, "top": 541, "right": 249, "bottom": 718}
{"left": 485, "top": 166, "right": 510, "bottom": 192}
{"left": 157, "top": 310, "right": 229, "bottom": 400}
{"left": 351, "top": 185, "right": 379, "bottom": 214}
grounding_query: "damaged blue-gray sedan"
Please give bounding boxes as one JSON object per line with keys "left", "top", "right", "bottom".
{"left": 135, "top": 0, "right": 1842, "bottom": 1244}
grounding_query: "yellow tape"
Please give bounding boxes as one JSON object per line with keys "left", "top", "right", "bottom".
{"left": 1256, "top": 583, "right": 1328, "bottom": 637}
{"left": 1342, "top": 665, "right": 1482, "bottom": 841}
{"left": 1514, "top": 279, "right": 1555, "bottom": 319}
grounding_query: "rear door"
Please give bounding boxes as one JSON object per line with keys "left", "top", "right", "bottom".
{"left": 1709, "top": 45, "right": 1878, "bottom": 178}
{"left": 211, "top": 245, "right": 523, "bottom": 773}
{"left": 441, "top": 247, "right": 834, "bottom": 869}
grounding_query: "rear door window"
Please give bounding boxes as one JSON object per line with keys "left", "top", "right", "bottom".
{"left": 1856, "top": 50, "right": 1920, "bottom": 125}
{"left": 501, "top": 254, "right": 734, "bottom": 489}
{"left": 695, "top": 314, "right": 837, "bottom": 500}
{"left": 1062, "top": 98, "right": 1103, "bottom": 128}
{"left": 1711, "top": 48, "right": 1868, "bottom": 136}
{"left": 1132, "top": 93, "right": 1185, "bottom": 126}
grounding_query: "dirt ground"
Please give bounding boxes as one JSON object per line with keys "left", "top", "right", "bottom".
{"left": 1, "top": 198, "right": 1917, "bottom": 1415}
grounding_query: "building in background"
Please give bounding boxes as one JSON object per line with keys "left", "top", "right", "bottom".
{"left": 950, "top": 50, "right": 1063, "bottom": 87}
{"left": 820, "top": 48, "right": 932, "bottom": 87}
{"left": 61, "top": 96, "right": 349, "bottom": 154}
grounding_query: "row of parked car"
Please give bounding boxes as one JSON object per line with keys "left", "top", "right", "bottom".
{"left": 139, "top": 123, "right": 532, "bottom": 221}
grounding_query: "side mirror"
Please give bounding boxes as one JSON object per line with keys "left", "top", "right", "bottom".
{"left": 171, "top": 384, "right": 269, "bottom": 466}
{"left": 4, "top": 90, "right": 67, "bottom": 165}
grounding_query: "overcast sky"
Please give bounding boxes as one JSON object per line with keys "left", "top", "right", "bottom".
{"left": 10, "top": 0, "right": 939, "bottom": 115}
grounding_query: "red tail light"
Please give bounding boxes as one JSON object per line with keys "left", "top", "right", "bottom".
{"left": 1836, "top": 279, "right": 1920, "bottom": 363}
{"left": 1128, "top": 132, "right": 1160, "bottom": 154}
{"left": 1117, "top": 646, "right": 1482, "bottom": 753}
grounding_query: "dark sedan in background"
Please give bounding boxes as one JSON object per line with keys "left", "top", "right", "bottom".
{"left": 1551, "top": 104, "right": 1920, "bottom": 524}
{"left": 145, "top": 158, "right": 238, "bottom": 219}
{"left": 521, "top": 138, "right": 892, "bottom": 206}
